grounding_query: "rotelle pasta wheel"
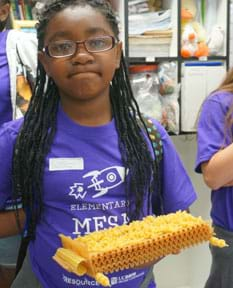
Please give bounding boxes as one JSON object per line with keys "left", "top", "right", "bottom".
{"left": 53, "top": 211, "right": 227, "bottom": 287}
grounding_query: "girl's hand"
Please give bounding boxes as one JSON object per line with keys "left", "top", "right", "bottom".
{"left": 223, "top": 180, "right": 233, "bottom": 187}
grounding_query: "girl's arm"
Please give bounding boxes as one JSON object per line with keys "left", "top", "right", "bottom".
{"left": 0, "top": 209, "right": 25, "bottom": 238}
{"left": 201, "top": 142, "right": 233, "bottom": 190}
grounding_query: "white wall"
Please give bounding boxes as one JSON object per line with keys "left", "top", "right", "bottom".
{"left": 153, "top": 135, "right": 212, "bottom": 288}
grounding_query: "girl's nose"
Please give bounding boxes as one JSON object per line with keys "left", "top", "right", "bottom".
{"left": 71, "top": 43, "right": 94, "bottom": 65}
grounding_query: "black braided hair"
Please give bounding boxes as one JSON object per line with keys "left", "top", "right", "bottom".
{"left": 13, "top": 0, "right": 161, "bottom": 240}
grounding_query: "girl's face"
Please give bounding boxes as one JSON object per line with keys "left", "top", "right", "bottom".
{"left": 0, "top": 1, "right": 10, "bottom": 31}
{"left": 39, "top": 5, "right": 122, "bottom": 103}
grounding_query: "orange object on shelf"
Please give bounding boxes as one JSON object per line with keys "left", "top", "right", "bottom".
{"left": 129, "top": 64, "right": 158, "bottom": 74}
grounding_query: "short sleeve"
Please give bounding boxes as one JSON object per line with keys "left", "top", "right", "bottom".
{"left": 152, "top": 122, "right": 197, "bottom": 214}
{"left": 195, "top": 93, "right": 232, "bottom": 173}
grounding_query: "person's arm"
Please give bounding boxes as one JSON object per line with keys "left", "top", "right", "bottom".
{"left": 0, "top": 209, "right": 25, "bottom": 238}
{"left": 201, "top": 142, "right": 233, "bottom": 190}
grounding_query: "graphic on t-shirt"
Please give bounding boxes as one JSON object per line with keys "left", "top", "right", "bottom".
{"left": 68, "top": 166, "right": 126, "bottom": 200}
{"left": 83, "top": 166, "right": 126, "bottom": 198}
{"left": 69, "top": 183, "right": 87, "bottom": 200}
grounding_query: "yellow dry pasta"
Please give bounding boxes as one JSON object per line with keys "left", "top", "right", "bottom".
{"left": 53, "top": 211, "right": 227, "bottom": 287}
{"left": 209, "top": 236, "right": 228, "bottom": 248}
{"left": 53, "top": 248, "right": 87, "bottom": 276}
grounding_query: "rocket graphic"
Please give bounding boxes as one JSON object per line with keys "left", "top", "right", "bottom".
{"left": 83, "top": 166, "right": 126, "bottom": 198}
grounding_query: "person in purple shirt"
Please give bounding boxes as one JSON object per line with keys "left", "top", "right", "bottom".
{"left": 0, "top": 0, "right": 12, "bottom": 126}
{"left": 0, "top": 1, "right": 196, "bottom": 287}
{"left": 0, "top": 27, "right": 11, "bottom": 123}
{"left": 195, "top": 68, "right": 233, "bottom": 288}
{"left": 0, "top": 0, "right": 37, "bottom": 126}
{"left": 0, "top": 1, "right": 37, "bottom": 286}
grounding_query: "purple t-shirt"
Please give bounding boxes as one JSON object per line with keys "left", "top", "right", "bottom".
{"left": 195, "top": 91, "right": 233, "bottom": 231}
{"left": 0, "top": 30, "right": 12, "bottom": 126}
{"left": 0, "top": 106, "right": 196, "bottom": 287}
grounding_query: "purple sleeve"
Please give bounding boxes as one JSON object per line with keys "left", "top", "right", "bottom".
{"left": 153, "top": 122, "right": 197, "bottom": 213}
{"left": 195, "top": 93, "right": 232, "bottom": 174}
{"left": 0, "top": 121, "right": 21, "bottom": 210}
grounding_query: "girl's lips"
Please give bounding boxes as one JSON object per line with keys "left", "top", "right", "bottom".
{"left": 69, "top": 70, "right": 100, "bottom": 77}
{"left": 68, "top": 71, "right": 99, "bottom": 79}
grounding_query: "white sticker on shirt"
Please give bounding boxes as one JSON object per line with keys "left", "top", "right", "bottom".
{"left": 49, "top": 158, "right": 84, "bottom": 171}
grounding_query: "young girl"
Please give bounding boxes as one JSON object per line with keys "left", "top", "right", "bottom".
{"left": 0, "top": 1, "right": 196, "bottom": 287}
{"left": 195, "top": 68, "right": 233, "bottom": 288}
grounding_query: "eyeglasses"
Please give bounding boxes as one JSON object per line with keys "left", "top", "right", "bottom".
{"left": 43, "top": 35, "right": 117, "bottom": 58}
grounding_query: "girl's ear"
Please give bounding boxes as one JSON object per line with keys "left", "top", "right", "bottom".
{"left": 38, "top": 51, "right": 51, "bottom": 76}
{"left": 115, "top": 41, "right": 123, "bottom": 69}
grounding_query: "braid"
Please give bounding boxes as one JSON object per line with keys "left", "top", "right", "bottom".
{"left": 111, "top": 56, "right": 159, "bottom": 220}
{"left": 13, "top": 60, "right": 59, "bottom": 238}
{"left": 13, "top": 0, "right": 160, "bottom": 239}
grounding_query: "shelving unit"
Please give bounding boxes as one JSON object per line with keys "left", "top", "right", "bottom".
{"left": 11, "top": 19, "right": 37, "bottom": 29}
{"left": 180, "top": 0, "right": 229, "bottom": 132}
{"left": 10, "top": 0, "right": 37, "bottom": 32}
{"left": 9, "top": 0, "right": 231, "bottom": 134}
{"left": 119, "top": 0, "right": 230, "bottom": 134}
{"left": 128, "top": 0, "right": 178, "bottom": 62}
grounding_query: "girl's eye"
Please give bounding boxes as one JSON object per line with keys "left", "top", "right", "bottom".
{"left": 87, "top": 37, "right": 111, "bottom": 51}
{"left": 50, "top": 41, "right": 74, "bottom": 55}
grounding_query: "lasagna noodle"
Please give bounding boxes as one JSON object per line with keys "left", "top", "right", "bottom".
{"left": 53, "top": 211, "right": 227, "bottom": 286}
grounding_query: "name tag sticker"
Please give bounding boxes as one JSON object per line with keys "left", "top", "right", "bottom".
{"left": 49, "top": 158, "right": 84, "bottom": 171}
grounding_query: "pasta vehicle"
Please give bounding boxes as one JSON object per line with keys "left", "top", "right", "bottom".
{"left": 53, "top": 211, "right": 227, "bottom": 287}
